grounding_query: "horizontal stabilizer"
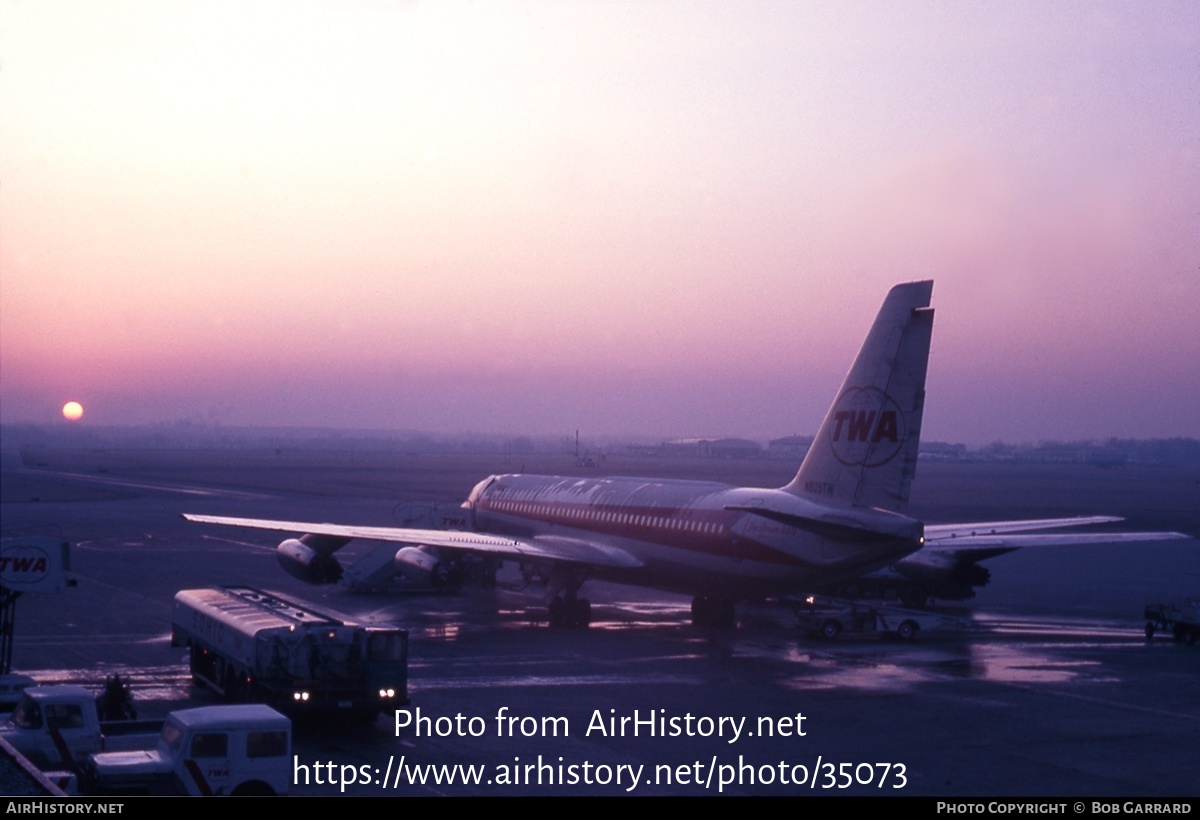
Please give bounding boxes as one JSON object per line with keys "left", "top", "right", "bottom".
{"left": 923, "top": 515, "right": 1190, "bottom": 559}
{"left": 925, "top": 516, "right": 1123, "bottom": 540}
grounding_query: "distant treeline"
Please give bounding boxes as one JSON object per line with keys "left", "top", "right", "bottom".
{"left": 2, "top": 424, "right": 1198, "bottom": 467}
{"left": 969, "top": 437, "right": 1200, "bottom": 466}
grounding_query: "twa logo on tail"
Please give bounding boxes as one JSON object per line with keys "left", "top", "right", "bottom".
{"left": 828, "top": 387, "right": 906, "bottom": 467}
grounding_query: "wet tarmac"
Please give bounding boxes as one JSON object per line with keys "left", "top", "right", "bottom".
{"left": 2, "top": 450, "right": 1198, "bottom": 796}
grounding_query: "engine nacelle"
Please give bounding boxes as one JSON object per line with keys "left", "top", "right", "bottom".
{"left": 393, "top": 546, "right": 453, "bottom": 587}
{"left": 277, "top": 538, "right": 344, "bottom": 584}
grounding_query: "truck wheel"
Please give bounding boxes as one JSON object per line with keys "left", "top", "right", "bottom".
{"left": 820, "top": 620, "right": 842, "bottom": 640}
{"left": 897, "top": 620, "right": 919, "bottom": 640}
{"left": 1145, "top": 622, "right": 1156, "bottom": 640}
{"left": 231, "top": 781, "right": 275, "bottom": 796}
{"left": 1185, "top": 628, "right": 1198, "bottom": 646}
{"left": 225, "top": 670, "right": 249, "bottom": 703}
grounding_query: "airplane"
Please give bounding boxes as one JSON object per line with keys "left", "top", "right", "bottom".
{"left": 183, "top": 281, "right": 1188, "bottom": 628}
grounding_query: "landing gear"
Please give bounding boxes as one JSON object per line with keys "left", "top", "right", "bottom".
{"left": 544, "top": 568, "right": 592, "bottom": 629}
{"left": 548, "top": 593, "right": 592, "bottom": 629}
{"left": 431, "top": 554, "right": 475, "bottom": 590}
{"left": 690, "top": 595, "right": 736, "bottom": 629}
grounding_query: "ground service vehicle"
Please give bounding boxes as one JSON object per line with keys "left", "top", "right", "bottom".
{"left": 171, "top": 586, "right": 408, "bottom": 717}
{"left": 83, "top": 704, "right": 290, "bottom": 796}
{"left": 0, "top": 686, "right": 161, "bottom": 768}
{"left": 794, "top": 596, "right": 965, "bottom": 641}
{"left": 1145, "top": 599, "right": 1199, "bottom": 645}
{"left": 0, "top": 673, "right": 37, "bottom": 712}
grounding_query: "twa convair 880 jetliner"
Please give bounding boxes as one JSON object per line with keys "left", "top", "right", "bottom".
{"left": 185, "top": 282, "right": 1185, "bottom": 628}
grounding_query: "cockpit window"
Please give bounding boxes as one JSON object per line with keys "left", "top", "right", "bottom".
{"left": 466, "top": 476, "right": 498, "bottom": 505}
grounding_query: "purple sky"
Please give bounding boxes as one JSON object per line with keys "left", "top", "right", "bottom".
{"left": 3, "top": 2, "right": 1197, "bottom": 445}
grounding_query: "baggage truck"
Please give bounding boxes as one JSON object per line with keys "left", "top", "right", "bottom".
{"left": 171, "top": 586, "right": 408, "bottom": 717}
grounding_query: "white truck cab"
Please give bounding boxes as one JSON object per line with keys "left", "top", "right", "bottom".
{"left": 85, "top": 704, "right": 290, "bottom": 796}
{"left": 0, "top": 685, "right": 104, "bottom": 767}
{"left": 0, "top": 673, "right": 37, "bottom": 711}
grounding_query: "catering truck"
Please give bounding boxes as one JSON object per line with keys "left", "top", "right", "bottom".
{"left": 171, "top": 586, "right": 408, "bottom": 717}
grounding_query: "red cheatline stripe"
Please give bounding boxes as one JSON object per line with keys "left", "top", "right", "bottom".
{"left": 49, "top": 728, "right": 74, "bottom": 766}
{"left": 184, "top": 759, "right": 215, "bottom": 796}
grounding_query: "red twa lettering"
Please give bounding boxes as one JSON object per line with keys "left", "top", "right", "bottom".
{"left": 846, "top": 410, "right": 876, "bottom": 441}
{"left": 872, "top": 410, "right": 898, "bottom": 442}
{"left": 831, "top": 410, "right": 898, "bottom": 443}
{"left": 0, "top": 556, "right": 48, "bottom": 573}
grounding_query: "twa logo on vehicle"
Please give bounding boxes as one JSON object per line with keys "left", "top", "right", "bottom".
{"left": 827, "top": 387, "right": 906, "bottom": 467}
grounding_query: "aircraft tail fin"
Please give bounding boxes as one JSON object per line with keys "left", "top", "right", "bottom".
{"left": 784, "top": 281, "right": 934, "bottom": 512}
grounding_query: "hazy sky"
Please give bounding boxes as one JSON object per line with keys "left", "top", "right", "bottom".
{"left": 3, "top": 1, "right": 1197, "bottom": 445}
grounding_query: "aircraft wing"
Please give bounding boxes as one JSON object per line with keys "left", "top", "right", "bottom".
{"left": 922, "top": 516, "right": 1190, "bottom": 556}
{"left": 182, "top": 513, "right": 644, "bottom": 569}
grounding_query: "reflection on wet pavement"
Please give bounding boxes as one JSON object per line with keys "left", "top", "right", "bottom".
{"left": 8, "top": 596, "right": 1174, "bottom": 705}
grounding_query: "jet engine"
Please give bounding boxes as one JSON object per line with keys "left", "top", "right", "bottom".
{"left": 393, "top": 546, "right": 455, "bottom": 588}
{"left": 276, "top": 536, "right": 347, "bottom": 584}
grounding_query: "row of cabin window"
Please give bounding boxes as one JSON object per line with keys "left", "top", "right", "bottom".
{"left": 490, "top": 499, "right": 725, "bottom": 534}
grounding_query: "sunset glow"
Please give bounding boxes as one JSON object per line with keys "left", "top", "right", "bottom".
{"left": 2, "top": 2, "right": 1197, "bottom": 444}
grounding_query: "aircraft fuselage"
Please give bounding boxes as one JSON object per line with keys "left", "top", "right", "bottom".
{"left": 467, "top": 473, "right": 923, "bottom": 597}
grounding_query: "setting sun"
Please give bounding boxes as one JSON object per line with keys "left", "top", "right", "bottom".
{"left": 62, "top": 401, "right": 84, "bottom": 421}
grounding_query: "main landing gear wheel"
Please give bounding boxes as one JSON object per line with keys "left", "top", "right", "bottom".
{"left": 690, "top": 595, "right": 736, "bottom": 629}
{"left": 430, "top": 560, "right": 465, "bottom": 591}
{"left": 548, "top": 595, "right": 591, "bottom": 629}
{"left": 820, "top": 619, "right": 842, "bottom": 640}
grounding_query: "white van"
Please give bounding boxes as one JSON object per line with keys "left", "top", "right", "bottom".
{"left": 84, "top": 704, "right": 291, "bottom": 796}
